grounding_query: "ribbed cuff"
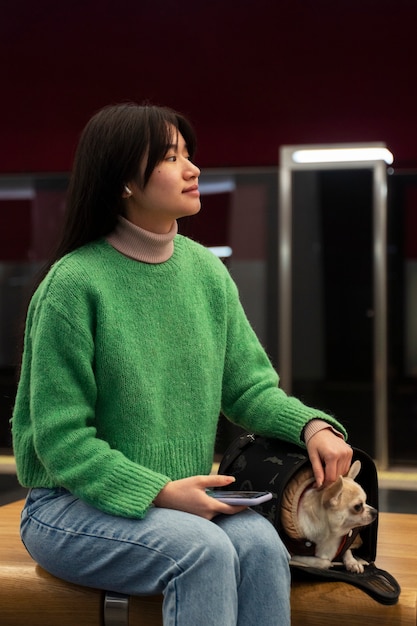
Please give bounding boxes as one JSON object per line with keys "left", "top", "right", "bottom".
{"left": 303, "top": 418, "right": 345, "bottom": 445}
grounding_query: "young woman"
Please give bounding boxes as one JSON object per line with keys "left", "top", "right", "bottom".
{"left": 12, "top": 103, "right": 352, "bottom": 626}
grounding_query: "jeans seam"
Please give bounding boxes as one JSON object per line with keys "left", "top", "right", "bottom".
{"left": 25, "top": 512, "right": 185, "bottom": 570}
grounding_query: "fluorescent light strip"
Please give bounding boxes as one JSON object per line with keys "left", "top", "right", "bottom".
{"left": 0, "top": 186, "right": 35, "bottom": 200}
{"left": 208, "top": 246, "right": 233, "bottom": 258}
{"left": 199, "top": 179, "right": 235, "bottom": 195}
{"left": 292, "top": 147, "right": 394, "bottom": 165}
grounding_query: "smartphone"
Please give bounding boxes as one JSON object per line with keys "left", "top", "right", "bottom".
{"left": 206, "top": 490, "right": 273, "bottom": 506}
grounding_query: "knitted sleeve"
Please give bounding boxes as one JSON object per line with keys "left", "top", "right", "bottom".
{"left": 12, "top": 267, "right": 170, "bottom": 518}
{"left": 220, "top": 275, "right": 348, "bottom": 445}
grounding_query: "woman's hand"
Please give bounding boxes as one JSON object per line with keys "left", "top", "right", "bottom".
{"left": 306, "top": 428, "right": 353, "bottom": 488}
{"left": 153, "top": 474, "right": 247, "bottom": 520}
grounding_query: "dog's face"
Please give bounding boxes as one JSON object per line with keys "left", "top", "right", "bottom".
{"left": 320, "top": 461, "right": 377, "bottom": 535}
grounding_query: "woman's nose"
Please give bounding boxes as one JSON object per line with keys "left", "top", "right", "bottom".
{"left": 186, "top": 160, "right": 200, "bottom": 178}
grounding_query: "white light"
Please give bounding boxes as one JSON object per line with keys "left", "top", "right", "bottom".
{"left": 0, "top": 186, "right": 35, "bottom": 200}
{"left": 292, "top": 147, "right": 394, "bottom": 165}
{"left": 199, "top": 179, "right": 235, "bottom": 195}
{"left": 208, "top": 246, "right": 233, "bottom": 258}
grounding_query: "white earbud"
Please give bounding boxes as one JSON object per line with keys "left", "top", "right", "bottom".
{"left": 124, "top": 185, "right": 132, "bottom": 196}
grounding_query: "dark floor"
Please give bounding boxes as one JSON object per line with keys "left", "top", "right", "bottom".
{"left": 0, "top": 473, "right": 28, "bottom": 506}
{"left": 378, "top": 488, "right": 417, "bottom": 513}
{"left": 2, "top": 473, "right": 417, "bottom": 513}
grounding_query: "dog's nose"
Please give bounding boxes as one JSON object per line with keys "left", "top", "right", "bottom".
{"left": 370, "top": 506, "right": 378, "bottom": 519}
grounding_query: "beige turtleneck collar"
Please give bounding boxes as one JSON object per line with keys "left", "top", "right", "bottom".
{"left": 106, "top": 216, "right": 178, "bottom": 264}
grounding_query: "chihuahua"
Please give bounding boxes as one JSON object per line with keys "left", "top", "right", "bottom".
{"left": 281, "top": 460, "right": 377, "bottom": 573}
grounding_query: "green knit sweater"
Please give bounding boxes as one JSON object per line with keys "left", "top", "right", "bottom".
{"left": 12, "top": 235, "right": 346, "bottom": 519}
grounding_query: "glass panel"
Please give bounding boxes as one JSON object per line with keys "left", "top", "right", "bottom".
{"left": 387, "top": 172, "right": 417, "bottom": 466}
{"left": 291, "top": 169, "right": 375, "bottom": 455}
{"left": 0, "top": 175, "right": 67, "bottom": 451}
{"left": 2, "top": 169, "right": 417, "bottom": 468}
{"left": 0, "top": 170, "right": 278, "bottom": 454}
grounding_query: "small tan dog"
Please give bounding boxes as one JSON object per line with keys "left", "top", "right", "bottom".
{"left": 281, "top": 460, "right": 377, "bottom": 572}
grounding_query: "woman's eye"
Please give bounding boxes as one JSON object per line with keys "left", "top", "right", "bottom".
{"left": 166, "top": 155, "right": 177, "bottom": 162}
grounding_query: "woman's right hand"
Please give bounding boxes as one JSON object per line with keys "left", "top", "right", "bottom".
{"left": 153, "top": 474, "right": 248, "bottom": 520}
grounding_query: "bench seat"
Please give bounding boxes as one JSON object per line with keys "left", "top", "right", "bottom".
{"left": 1, "top": 499, "right": 416, "bottom": 625}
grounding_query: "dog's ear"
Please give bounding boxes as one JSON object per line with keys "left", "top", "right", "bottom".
{"left": 322, "top": 475, "right": 344, "bottom": 508}
{"left": 347, "top": 460, "right": 361, "bottom": 480}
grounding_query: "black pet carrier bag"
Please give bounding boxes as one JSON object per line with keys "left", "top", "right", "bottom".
{"left": 218, "top": 433, "right": 400, "bottom": 605}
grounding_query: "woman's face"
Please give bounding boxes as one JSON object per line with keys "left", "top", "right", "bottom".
{"left": 124, "top": 127, "right": 201, "bottom": 234}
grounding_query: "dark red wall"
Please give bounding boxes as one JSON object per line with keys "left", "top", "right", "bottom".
{"left": 2, "top": 0, "right": 417, "bottom": 172}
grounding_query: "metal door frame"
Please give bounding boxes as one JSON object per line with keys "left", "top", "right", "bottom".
{"left": 278, "top": 143, "right": 391, "bottom": 469}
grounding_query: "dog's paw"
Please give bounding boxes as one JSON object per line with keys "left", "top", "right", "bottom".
{"left": 343, "top": 551, "right": 368, "bottom": 573}
{"left": 346, "top": 559, "right": 365, "bottom": 573}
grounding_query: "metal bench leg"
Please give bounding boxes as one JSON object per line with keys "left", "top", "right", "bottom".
{"left": 104, "top": 591, "right": 129, "bottom": 626}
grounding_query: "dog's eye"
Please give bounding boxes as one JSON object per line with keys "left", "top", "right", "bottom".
{"left": 353, "top": 504, "right": 363, "bottom": 513}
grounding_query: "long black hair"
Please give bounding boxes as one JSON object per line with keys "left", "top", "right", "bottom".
{"left": 51, "top": 102, "right": 197, "bottom": 265}
{"left": 15, "top": 103, "right": 197, "bottom": 370}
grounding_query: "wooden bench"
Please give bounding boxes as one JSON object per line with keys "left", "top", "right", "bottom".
{"left": 1, "top": 499, "right": 416, "bottom": 625}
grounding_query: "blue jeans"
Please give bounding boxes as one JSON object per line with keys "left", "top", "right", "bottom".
{"left": 21, "top": 488, "right": 290, "bottom": 626}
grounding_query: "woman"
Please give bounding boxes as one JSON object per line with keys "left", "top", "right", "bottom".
{"left": 12, "top": 103, "right": 352, "bottom": 625}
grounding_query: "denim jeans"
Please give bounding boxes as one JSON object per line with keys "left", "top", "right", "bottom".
{"left": 21, "top": 488, "right": 290, "bottom": 626}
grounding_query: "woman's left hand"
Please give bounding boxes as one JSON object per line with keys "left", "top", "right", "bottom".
{"left": 306, "top": 428, "right": 353, "bottom": 488}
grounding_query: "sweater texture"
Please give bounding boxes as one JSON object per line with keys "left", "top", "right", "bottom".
{"left": 12, "top": 233, "right": 346, "bottom": 519}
